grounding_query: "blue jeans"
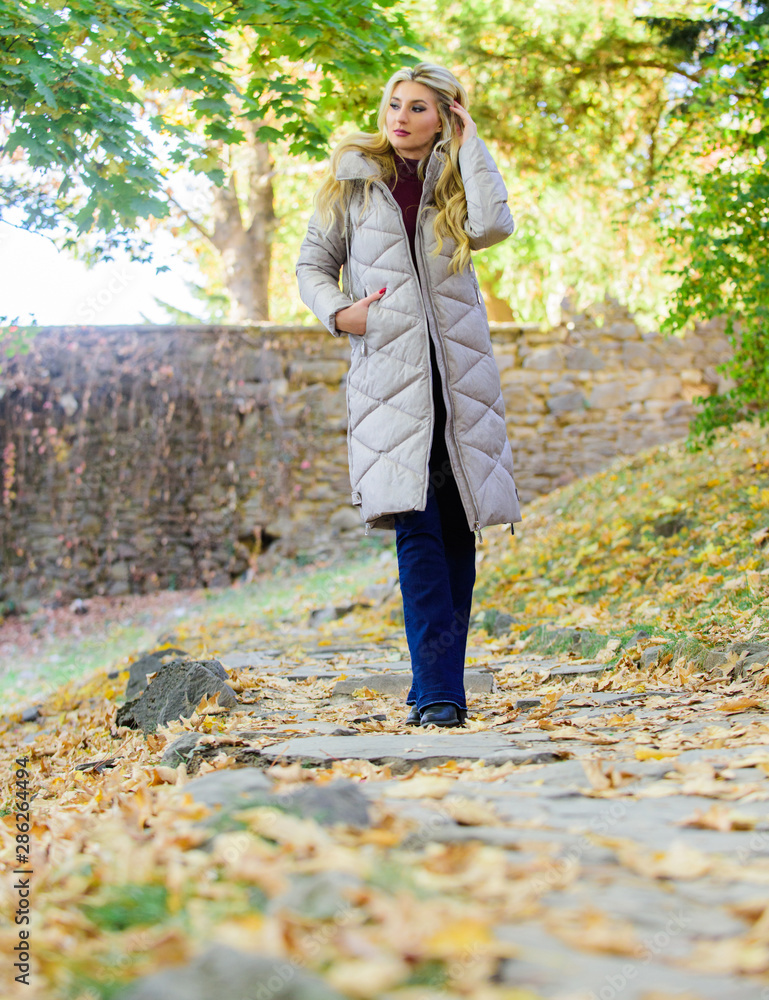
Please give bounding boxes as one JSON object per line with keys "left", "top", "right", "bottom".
{"left": 394, "top": 345, "right": 476, "bottom": 712}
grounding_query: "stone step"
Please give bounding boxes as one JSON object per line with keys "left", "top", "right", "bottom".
{"left": 331, "top": 669, "right": 494, "bottom": 698}
{"left": 260, "top": 732, "right": 568, "bottom": 772}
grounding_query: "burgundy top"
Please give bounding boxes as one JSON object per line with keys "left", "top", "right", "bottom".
{"left": 389, "top": 156, "right": 423, "bottom": 267}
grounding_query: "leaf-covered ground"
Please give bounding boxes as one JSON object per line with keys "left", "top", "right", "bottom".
{"left": 476, "top": 420, "right": 769, "bottom": 648}
{"left": 1, "top": 423, "right": 768, "bottom": 1000}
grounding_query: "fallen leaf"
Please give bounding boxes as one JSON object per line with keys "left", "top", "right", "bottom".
{"left": 635, "top": 746, "right": 680, "bottom": 761}
{"left": 715, "top": 696, "right": 765, "bottom": 714}
{"left": 679, "top": 803, "right": 758, "bottom": 831}
{"left": 442, "top": 797, "right": 501, "bottom": 826}
{"left": 425, "top": 918, "right": 494, "bottom": 958}
{"left": 383, "top": 775, "right": 455, "bottom": 799}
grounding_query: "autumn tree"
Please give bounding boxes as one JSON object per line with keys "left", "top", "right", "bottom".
{"left": 652, "top": 4, "right": 769, "bottom": 438}
{"left": 0, "top": 0, "right": 415, "bottom": 318}
{"left": 420, "top": 0, "right": 768, "bottom": 431}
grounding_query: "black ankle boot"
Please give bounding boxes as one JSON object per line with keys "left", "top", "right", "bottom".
{"left": 420, "top": 702, "right": 466, "bottom": 728}
{"left": 405, "top": 704, "right": 421, "bottom": 726}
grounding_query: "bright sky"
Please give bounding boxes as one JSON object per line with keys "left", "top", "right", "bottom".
{"left": 0, "top": 222, "right": 201, "bottom": 326}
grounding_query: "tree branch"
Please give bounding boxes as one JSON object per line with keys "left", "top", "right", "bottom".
{"left": 165, "top": 192, "right": 212, "bottom": 242}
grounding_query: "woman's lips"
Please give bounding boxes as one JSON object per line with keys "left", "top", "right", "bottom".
{"left": 393, "top": 129, "right": 410, "bottom": 136}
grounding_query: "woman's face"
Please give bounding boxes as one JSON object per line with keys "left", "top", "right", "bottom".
{"left": 386, "top": 81, "right": 443, "bottom": 160}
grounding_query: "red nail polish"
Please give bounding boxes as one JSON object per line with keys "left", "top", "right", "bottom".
{"left": 379, "top": 288, "right": 386, "bottom": 293}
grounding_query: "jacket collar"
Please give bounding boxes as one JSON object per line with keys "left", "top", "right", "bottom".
{"left": 336, "top": 147, "right": 445, "bottom": 198}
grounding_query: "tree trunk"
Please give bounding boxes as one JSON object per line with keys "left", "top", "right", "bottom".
{"left": 210, "top": 123, "right": 275, "bottom": 322}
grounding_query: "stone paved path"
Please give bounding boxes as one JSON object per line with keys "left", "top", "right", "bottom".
{"left": 157, "top": 630, "right": 769, "bottom": 1000}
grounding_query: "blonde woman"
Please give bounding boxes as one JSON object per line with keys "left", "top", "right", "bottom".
{"left": 297, "top": 63, "right": 521, "bottom": 727}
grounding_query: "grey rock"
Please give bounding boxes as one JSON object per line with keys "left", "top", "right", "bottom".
{"left": 547, "top": 390, "right": 587, "bottom": 414}
{"left": 402, "top": 825, "right": 527, "bottom": 849}
{"left": 183, "top": 768, "right": 273, "bottom": 811}
{"left": 729, "top": 642, "right": 769, "bottom": 667}
{"left": 308, "top": 603, "right": 365, "bottom": 626}
{"left": 268, "top": 871, "right": 361, "bottom": 919}
{"left": 589, "top": 380, "right": 627, "bottom": 409}
{"left": 547, "top": 662, "right": 605, "bottom": 680}
{"left": 216, "top": 650, "right": 280, "bottom": 670}
{"left": 116, "top": 944, "right": 344, "bottom": 1000}
{"left": 20, "top": 705, "right": 42, "bottom": 723}
{"left": 473, "top": 608, "right": 519, "bottom": 637}
{"left": 640, "top": 646, "right": 661, "bottom": 668}
{"left": 564, "top": 346, "right": 605, "bottom": 370}
{"left": 124, "top": 648, "right": 191, "bottom": 700}
{"left": 516, "top": 697, "right": 542, "bottom": 711}
{"left": 161, "top": 732, "right": 204, "bottom": 767}
{"left": 276, "top": 780, "right": 371, "bottom": 827}
{"left": 116, "top": 660, "right": 238, "bottom": 733}
{"left": 522, "top": 345, "right": 564, "bottom": 370}
{"left": 360, "top": 578, "right": 397, "bottom": 604}
{"left": 703, "top": 649, "right": 730, "bottom": 671}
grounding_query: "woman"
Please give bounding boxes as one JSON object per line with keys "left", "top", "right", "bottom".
{"left": 296, "top": 62, "right": 521, "bottom": 728}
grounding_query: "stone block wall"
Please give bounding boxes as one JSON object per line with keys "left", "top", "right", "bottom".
{"left": 491, "top": 301, "right": 731, "bottom": 499}
{"left": 0, "top": 302, "right": 730, "bottom": 608}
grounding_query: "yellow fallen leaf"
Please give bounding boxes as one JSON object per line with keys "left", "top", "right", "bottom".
{"left": 635, "top": 746, "right": 679, "bottom": 761}
{"left": 426, "top": 918, "right": 494, "bottom": 958}
{"left": 679, "top": 804, "right": 757, "bottom": 831}
{"left": 528, "top": 694, "right": 560, "bottom": 719}
{"left": 149, "top": 765, "right": 178, "bottom": 785}
{"left": 687, "top": 937, "right": 769, "bottom": 974}
{"left": 356, "top": 827, "right": 402, "bottom": 847}
{"left": 442, "top": 796, "right": 501, "bottom": 826}
{"left": 581, "top": 758, "right": 613, "bottom": 791}
{"left": 715, "top": 696, "right": 765, "bottom": 714}
{"left": 546, "top": 906, "right": 641, "bottom": 956}
{"left": 619, "top": 839, "right": 713, "bottom": 880}
{"left": 326, "top": 957, "right": 410, "bottom": 997}
{"left": 383, "top": 775, "right": 455, "bottom": 799}
{"left": 352, "top": 686, "right": 381, "bottom": 699}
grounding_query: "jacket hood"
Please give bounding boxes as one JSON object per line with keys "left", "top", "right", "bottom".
{"left": 335, "top": 146, "right": 446, "bottom": 192}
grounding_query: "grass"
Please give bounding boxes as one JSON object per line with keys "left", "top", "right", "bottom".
{"left": 1, "top": 541, "right": 398, "bottom": 712}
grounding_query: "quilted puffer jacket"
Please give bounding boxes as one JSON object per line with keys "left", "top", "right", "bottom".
{"left": 296, "top": 135, "right": 522, "bottom": 534}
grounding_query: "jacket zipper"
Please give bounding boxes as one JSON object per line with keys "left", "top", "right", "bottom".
{"left": 373, "top": 180, "right": 435, "bottom": 512}
{"left": 413, "top": 207, "right": 484, "bottom": 539}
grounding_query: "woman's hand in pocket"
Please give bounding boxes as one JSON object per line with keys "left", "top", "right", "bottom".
{"left": 335, "top": 288, "right": 386, "bottom": 336}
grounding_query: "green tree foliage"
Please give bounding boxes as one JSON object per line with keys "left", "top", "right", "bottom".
{"left": 654, "top": 3, "right": 769, "bottom": 439}
{"left": 418, "top": 0, "right": 704, "bottom": 325}
{"left": 422, "top": 1, "right": 767, "bottom": 432}
{"left": 0, "top": 0, "right": 413, "bottom": 259}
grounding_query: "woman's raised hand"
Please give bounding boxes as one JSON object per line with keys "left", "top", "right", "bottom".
{"left": 450, "top": 101, "right": 478, "bottom": 146}
{"left": 335, "top": 287, "right": 386, "bottom": 336}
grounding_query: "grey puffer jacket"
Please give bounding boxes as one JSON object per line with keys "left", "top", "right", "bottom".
{"left": 296, "top": 135, "right": 521, "bottom": 534}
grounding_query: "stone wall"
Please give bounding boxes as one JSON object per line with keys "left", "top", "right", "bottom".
{"left": 0, "top": 303, "right": 730, "bottom": 608}
{"left": 497, "top": 300, "right": 731, "bottom": 497}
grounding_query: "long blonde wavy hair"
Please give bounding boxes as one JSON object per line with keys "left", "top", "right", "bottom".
{"left": 314, "top": 63, "right": 472, "bottom": 273}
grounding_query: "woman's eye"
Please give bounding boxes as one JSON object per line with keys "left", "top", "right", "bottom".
{"left": 390, "top": 103, "right": 400, "bottom": 109}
